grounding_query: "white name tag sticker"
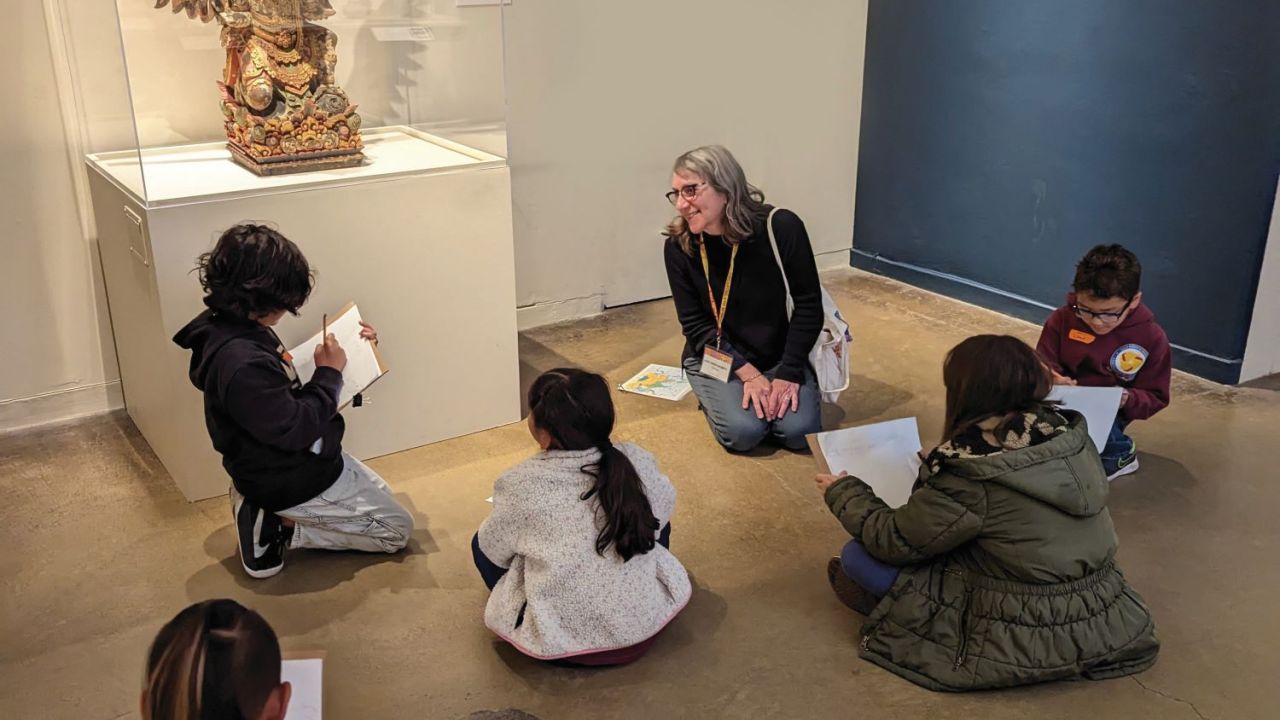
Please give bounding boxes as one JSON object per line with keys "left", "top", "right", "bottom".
{"left": 700, "top": 346, "right": 734, "bottom": 383}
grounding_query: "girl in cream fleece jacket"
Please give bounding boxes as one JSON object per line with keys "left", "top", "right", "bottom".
{"left": 473, "top": 369, "right": 691, "bottom": 664}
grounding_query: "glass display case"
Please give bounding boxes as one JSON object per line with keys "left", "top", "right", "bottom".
{"left": 89, "top": 0, "right": 508, "bottom": 206}
{"left": 81, "top": 1, "right": 520, "bottom": 501}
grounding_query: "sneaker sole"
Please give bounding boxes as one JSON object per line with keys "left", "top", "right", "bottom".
{"left": 1107, "top": 458, "right": 1140, "bottom": 482}
{"left": 238, "top": 545, "right": 285, "bottom": 579}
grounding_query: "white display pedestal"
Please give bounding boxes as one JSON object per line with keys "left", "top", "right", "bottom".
{"left": 87, "top": 128, "right": 521, "bottom": 501}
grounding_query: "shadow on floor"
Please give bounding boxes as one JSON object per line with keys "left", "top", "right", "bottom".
{"left": 183, "top": 493, "right": 439, "bottom": 636}
{"left": 1239, "top": 373, "right": 1280, "bottom": 392}
{"left": 1105, "top": 451, "right": 1199, "bottom": 532}
{"left": 458, "top": 712, "right": 543, "bottom": 720}
{"left": 487, "top": 576, "right": 728, "bottom": 695}
{"left": 832, "top": 374, "right": 915, "bottom": 426}
{"left": 518, "top": 334, "right": 578, "bottom": 417}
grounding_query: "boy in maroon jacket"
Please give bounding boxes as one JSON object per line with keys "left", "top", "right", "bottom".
{"left": 1037, "top": 244, "right": 1172, "bottom": 480}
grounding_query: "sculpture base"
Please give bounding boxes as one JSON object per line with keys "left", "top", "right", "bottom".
{"left": 229, "top": 145, "right": 367, "bottom": 176}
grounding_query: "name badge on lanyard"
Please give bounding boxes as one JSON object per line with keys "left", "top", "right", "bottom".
{"left": 698, "top": 240, "right": 738, "bottom": 383}
{"left": 700, "top": 346, "right": 734, "bottom": 383}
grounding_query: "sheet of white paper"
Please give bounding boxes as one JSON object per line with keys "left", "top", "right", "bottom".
{"left": 1047, "top": 385, "right": 1124, "bottom": 453}
{"left": 290, "top": 304, "right": 384, "bottom": 409}
{"left": 816, "top": 418, "right": 922, "bottom": 508}
{"left": 280, "top": 658, "right": 322, "bottom": 720}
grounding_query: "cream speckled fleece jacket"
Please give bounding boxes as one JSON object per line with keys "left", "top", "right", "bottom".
{"left": 477, "top": 443, "right": 691, "bottom": 659}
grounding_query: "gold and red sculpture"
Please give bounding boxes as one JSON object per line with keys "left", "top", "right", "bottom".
{"left": 155, "top": 1, "right": 366, "bottom": 175}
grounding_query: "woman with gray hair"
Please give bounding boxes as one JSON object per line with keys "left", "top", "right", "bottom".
{"left": 663, "top": 145, "right": 824, "bottom": 452}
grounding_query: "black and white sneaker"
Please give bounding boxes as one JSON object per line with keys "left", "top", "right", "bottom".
{"left": 233, "top": 495, "right": 286, "bottom": 578}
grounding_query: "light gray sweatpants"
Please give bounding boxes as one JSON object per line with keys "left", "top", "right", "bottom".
{"left": 233, "top": 452, "right": 413, "bottom": 553}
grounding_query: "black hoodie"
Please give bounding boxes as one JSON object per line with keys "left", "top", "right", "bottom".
{"left": 173, "top": 309, "right": 346, "bottom": 511}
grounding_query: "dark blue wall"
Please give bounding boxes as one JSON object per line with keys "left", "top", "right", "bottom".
{"left": 852, "top": 0, "right": 1280, "bottom": 383}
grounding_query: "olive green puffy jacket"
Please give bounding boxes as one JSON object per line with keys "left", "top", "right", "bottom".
{"left": 824, "top": 413, "right": 1159, "bottom": 691}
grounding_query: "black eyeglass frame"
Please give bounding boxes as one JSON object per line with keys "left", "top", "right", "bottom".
{"left": 1071, "top": 297, "right": 1133, "bottom": 323}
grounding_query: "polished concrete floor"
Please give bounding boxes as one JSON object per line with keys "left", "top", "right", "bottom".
{"left": 2, "top": 268, "right": 1276, "bottom": 719}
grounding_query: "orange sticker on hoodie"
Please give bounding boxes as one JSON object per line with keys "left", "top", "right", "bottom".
{"left": 1068, "top": 329, "right": 1096, "bottom": 344}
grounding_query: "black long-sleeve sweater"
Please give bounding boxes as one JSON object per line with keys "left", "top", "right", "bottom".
{"left": 663, "top": 207, "right": 823, "bottom": 383}
{"left": 173, "top": 310, "right": 345, "bottom": 511}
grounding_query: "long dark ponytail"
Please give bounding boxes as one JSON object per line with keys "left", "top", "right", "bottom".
{"left": 528, "top": 368, "right": 659, "bottom": 561}
{"left": 142, "top": 599, "right": 282, "bottom": 720}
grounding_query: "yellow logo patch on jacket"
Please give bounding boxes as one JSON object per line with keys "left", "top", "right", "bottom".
{"left": 1110, "top": 344, "right": 1148, "bottom": 381}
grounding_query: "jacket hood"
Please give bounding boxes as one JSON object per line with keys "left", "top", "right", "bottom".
{"left": 172, "top": 309, "right": 269, "bottom": 389}
{"left": 1064, "top": 292, "right": 1156, "bottom": 332}
{"left": 939, "top": 413, "right": 1107, "bottom": 517}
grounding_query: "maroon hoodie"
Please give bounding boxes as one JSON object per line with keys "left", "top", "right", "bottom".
{"left": 1036, "top": 293, "right": 1172, "bottom": 421}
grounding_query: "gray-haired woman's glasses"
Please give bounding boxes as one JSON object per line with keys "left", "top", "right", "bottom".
{"left": 665, "top": 182, "right": 707, "bottom": 205}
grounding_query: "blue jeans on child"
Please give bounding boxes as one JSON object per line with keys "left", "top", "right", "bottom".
{"left": 839, "top": 539, "right": 900, "bottom": 598}
{"left": 472, "top": 524, "right": 673, "bottom": 591}
{"left": 1100, "top": 417, "right": 1134, "bottom": 475}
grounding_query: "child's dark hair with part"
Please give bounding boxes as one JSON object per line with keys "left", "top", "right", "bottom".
{"left": 1072, "top": 244, "right": 1141, "bottom": 300}
{"left": 196, "top": 224, "right": 314, "bottom": 320}
{"left": 142, "top": 599, "right": 288, "bottom": 720}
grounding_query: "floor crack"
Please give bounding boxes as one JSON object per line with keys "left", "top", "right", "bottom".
{"left": 1132, "top": 676, "right": 1209, "bottom": 720}
{"left": 745, "top": 456, "right": 808, "bottom": 505}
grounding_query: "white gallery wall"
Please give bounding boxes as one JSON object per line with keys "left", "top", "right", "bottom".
{"left": 1241, "top": 175, "right": 1280, "bottom": 382}
{"left": 8, "top": 0, "right": 868, "bottom": 431}
{"left": 0, "top": 2, "right": 120, "bottom": 431}
{"left": 505, "top": 0, "right": 870, "bottom": 322}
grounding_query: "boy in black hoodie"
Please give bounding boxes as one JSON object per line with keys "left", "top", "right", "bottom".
{"left": 174, "top": 224, "right": 412, "bottom": 578}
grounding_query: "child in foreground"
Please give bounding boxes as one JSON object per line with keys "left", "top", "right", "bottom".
{"left": 473, "top": 368, "right": 691, "bottom": 666}
{"left": 142, "top": 599, "right": 288, "bottom": 720}
{"left": 174, "top": 224, "right": 412, "bottom": 579}
{"left": 1037, "top": 244, "right": 1171, "bottom": 479}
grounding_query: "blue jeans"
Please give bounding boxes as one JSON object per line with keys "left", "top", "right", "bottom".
{"left": 682, "top": 357, "right": 821, "bottom": 452}
{"left": 1100, "top": 417, "right": 1134, "bottom": 474}
{"left": 839, "top": 539, "right": 900, "bottom": 598}
{"left": 472, "top": 523, "right": 673, "bottom": 591}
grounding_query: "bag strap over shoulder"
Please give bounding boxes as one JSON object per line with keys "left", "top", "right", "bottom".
{"left": 765, "top": 208, "right": 796, "bottom": 319}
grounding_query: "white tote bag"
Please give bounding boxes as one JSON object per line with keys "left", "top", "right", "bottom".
{"left": 765, "top": 208, "right": 852, "bottom": 404}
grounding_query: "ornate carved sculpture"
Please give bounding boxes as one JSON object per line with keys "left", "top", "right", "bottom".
{"left": 155, "top": 0, "right": 366, "bottom": 175}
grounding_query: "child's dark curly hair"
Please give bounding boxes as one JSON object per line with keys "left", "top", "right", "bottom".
{"left": 1073, "top": 244, "right": 1142, "bottom": 300}
{"left": 195, "top": 224, "right": 313, "bottom": 321}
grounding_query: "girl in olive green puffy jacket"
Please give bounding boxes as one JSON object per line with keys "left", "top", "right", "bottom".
{"left": 817, "top": 335, "right": 1159, "bottom": 692}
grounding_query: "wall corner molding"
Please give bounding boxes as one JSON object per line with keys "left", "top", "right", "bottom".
{"left": 0, "top": 381, "right": 124, "bottom": 434}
